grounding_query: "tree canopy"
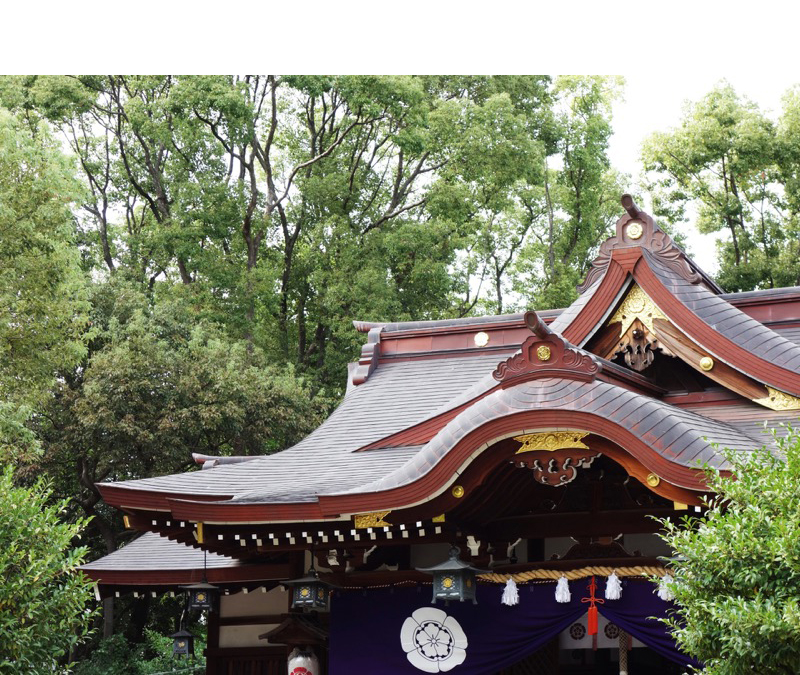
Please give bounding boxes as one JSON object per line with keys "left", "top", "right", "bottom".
{"left": 643, "top": 82, "right": 800, "bottom": 291}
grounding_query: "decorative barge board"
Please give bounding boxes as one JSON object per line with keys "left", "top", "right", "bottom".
{"left": 83, "top": 196, "right": 800, "bottom": 675}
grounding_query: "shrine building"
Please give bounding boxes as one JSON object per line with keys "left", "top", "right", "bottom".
{"left": 82, "top": 196, "right": 800, "bottom": 674}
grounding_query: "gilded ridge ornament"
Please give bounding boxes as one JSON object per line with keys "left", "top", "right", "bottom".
{"left": 608, "top": 284, "right": 668, "bottom": 336}
{"left": 452, "top": 485, "right": 465, "bottom": 499}
{"left": 474, "top": 331, "right": 490, "bottom": 347}
{"left": 754, "top": 386, "right": 800, "bottom": 411}
{"left": 353, "top": 510, "right": 392, "bottom": 529}
{"left": 627, "top": 221, "right": 643, "bottom": 239}
{"left": 699, "top": 356, "right": 714, "bottom": 371}
{"left": 536, "top": 345, "right": 551, "bottom": 361}
{"left": 514, "top": 431, "right": 590, "bottom": 454}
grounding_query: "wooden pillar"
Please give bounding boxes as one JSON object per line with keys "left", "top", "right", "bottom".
{"left": 206, "top": 607, "right": 220, "bottom": 675}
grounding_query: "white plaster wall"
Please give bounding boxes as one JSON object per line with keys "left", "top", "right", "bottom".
{"left": 623, "top": 533, "right": 673, "bottom": 558}
{"left": 219, "top": 586, "right": 288, "bottom": 618}
{"left": 544, "top": 536, "right": 575, "bottom": 560}
{"left": 219, "top": 623, "right": 278, "bottom": 648}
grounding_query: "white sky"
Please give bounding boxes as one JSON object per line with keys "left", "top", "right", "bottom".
{"left": 608, "top": 73, "right": 796, "bottom": 273}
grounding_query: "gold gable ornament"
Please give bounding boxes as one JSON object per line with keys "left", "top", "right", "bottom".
{"left": 753, "top": 386, "right": 800, "bottom": 411}
{"left": 514, "top": 431, "right": 590, "bottom": 454}
{"left": 608, "top": 284, "right": 668, "bottom": 336}
{"left": 353, "top": 510, "right": 392, "bottom": 529}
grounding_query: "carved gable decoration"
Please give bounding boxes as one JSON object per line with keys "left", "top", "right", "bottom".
{"left": 578, "top": 195, "right": 721, "bottom": 294}
{"left": 492, "top": 311, "right": 600, "bottom": 383}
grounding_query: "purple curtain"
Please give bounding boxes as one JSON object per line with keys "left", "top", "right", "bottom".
{"left": 597, "top": 577, "right": 701, "bottom": 668}
{"left": 329, "top": 578, "right": 698, "bottom": 674}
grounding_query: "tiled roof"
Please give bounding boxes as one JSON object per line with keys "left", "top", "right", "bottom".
{"left": 82, "top": 532, "right": 238, "bottom": 572}
{"left": 102, "top": 353, "right": 507, "bottom": 502}
{"left": 645, "top": 250, "right": 800, "bottom": 372}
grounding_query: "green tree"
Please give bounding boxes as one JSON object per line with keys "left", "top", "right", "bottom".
{"left": 39, "top": 286, "right": 329, "bottom": 558}
{"left": 0, "top": 106, "right": 94, "bottom": 672}
{"left": 4, "top": 76, "right": 610, "bottom": 389}
{"left": 657, "top": 430, "right": 800, "bottom": 674}
{"left": 642, "top": 83, "right": 799, "bottom": 291}
{"left": 0, "top": 107, "right": 90, "bottom": 461}
{"left": 510, "top": 76, "right": 627, "bottom": 310}
{"left": 0, "top": 468, "right": 95, "bottom": 674}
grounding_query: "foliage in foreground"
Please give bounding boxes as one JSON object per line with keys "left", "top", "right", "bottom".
{"left": 657, "top": 429, "right": 800, "bottom": 674}
{"left": 0, "top": 468, "right": 95, "bottom": 674}
{"left": 74, "top": 630, "right": 205, "bottom": 675}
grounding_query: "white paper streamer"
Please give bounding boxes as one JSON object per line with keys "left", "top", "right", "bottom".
{"left": 657, "top": 573, "right": 675, "bottom": 601}
{"left": 555, "top": 575, "right": 571, "bottom": 603}
{"left": 501, "top": 577, "right": 519, "bottom": 606}
{"left": 605, "top": 572, "right": 623, "bottom": 600}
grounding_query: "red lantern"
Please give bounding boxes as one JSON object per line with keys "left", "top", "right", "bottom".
{"left": 288, "top": 647, "right": 319, "bottom": 675}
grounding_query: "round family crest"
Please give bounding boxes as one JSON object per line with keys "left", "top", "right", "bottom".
{"left": 400, "top": 607, "right": 468, "bottom": 672}
{"left": 604, "top": 622, "right": 620, "bottom": 639}
{"left": 569, "top": 622, "right": 586, "bottom": 640}
{"left": 627, "top": 221, "right": 643, "bottom": 240}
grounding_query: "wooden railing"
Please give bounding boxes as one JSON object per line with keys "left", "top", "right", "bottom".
{"left": 205, "top": 647, "right": 287, "bottom": 675}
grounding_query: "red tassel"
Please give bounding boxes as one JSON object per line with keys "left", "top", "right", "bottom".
{"left": 587, "top": 605, "right": 598, "bottom": 635}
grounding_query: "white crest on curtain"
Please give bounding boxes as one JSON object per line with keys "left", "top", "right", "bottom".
{"left": 400, "top": 607, "right": 468, "bottom": 672}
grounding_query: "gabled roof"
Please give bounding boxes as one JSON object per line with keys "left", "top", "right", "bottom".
{"left": 551, "top": 198, "right": 800, "bottom": 401}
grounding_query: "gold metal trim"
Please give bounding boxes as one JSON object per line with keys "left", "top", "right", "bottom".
{"left": 699, "top": 356, "right": 714, "bottom": 371}
{"left": 123, "top": 515, "right": 131, "bottom": 529}
{"left": 536, "top": 345, "right": 552, "bottom": 361}
{"left": 646, "top": 473, "right": 661, "bottom": 488}
{"left": 452, "top": 485, "right": 465, "bottom": 499}
{"left": 196, "top": 522, "right": 204, "bottom": 544}
{"left": 514, "top": 431, "right": 590, "bottom": 454}
{"left": 474, "top": 331, "right": 490, "bottom": 347}
{"left": 608, "top": 284, "right": 668, "bottom": 336}
{"left": 627, "top": 221, "right": 643, "bottom": 240}
{"left": 432, "top": 514, "right": 446, "bottom": 523}
{"left": 754, "top": 386, "right": 800, "bottom": 411}
{"left": 353, "top": 511, "right": 392, "bottom": 529}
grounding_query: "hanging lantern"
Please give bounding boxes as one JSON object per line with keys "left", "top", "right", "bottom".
{"left": 282, "top": 567, "right": 335, "bottom": 611}
{"left": 416, "top": 546, "right": 488, "bottom": 605}
{"left": 182, "top": 581, "right": 219, "bottom": 611}
{"left": 170, "top": 629, "right": 195, "bottom": 658}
